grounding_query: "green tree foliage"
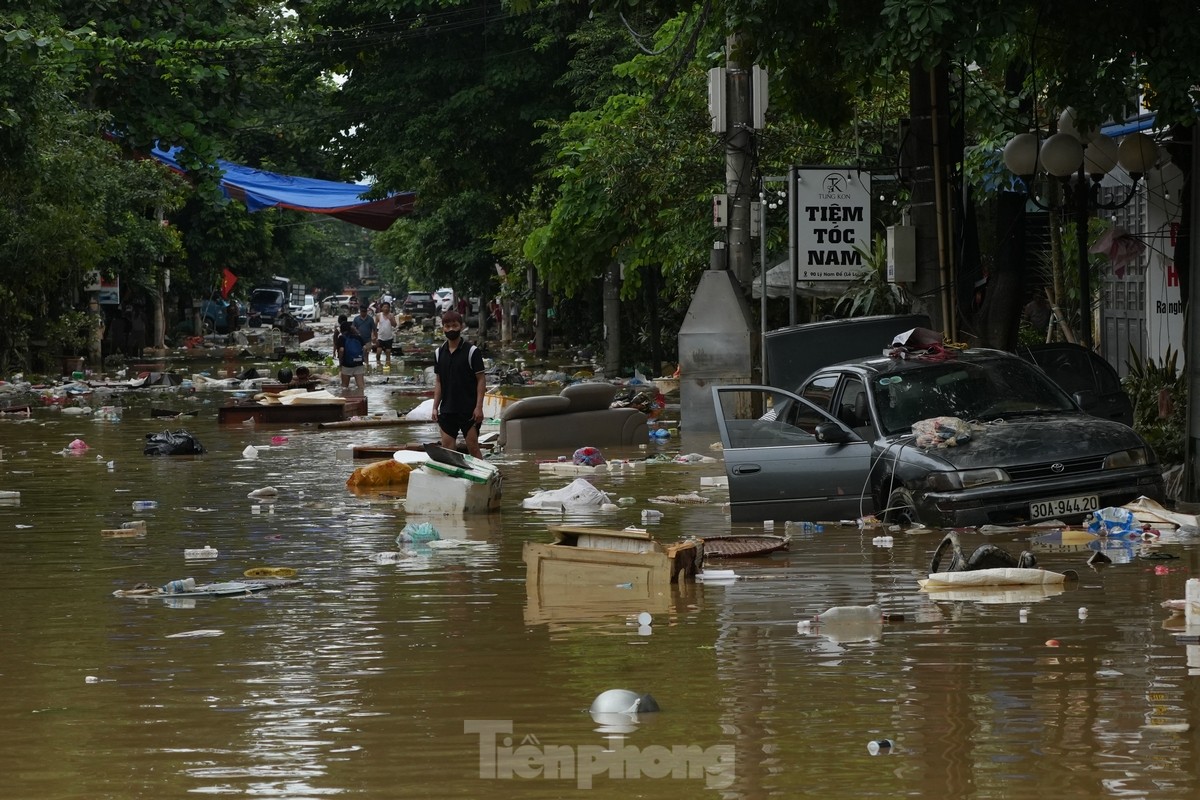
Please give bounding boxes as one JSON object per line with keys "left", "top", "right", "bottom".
{"left": 295, "top": 0, "right": 584, "bottom": 299}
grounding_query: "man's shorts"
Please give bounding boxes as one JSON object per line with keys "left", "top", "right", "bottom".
{"left": 438, "top": 412, "right": 481, "bottom": 438}
{"left": 341, "top": 365, "right": 365, "bottom": 377}
{"left": 375, "top": 339, "right": 393, "bottom": 353}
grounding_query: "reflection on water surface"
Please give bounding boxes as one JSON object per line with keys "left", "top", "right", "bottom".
{"left": 1, "top": 392, "right": 1198, "bottom": 799}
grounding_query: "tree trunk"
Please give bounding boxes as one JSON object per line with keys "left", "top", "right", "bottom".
{"left": 534, "top": 276, "right": 549, "bottom": 358}
{"left": 603, "top": 260, "right": 620, "bottom": 376}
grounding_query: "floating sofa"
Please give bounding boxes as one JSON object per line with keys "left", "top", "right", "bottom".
{"left": 498, "top": 382, "right": 648, "bottom": 452}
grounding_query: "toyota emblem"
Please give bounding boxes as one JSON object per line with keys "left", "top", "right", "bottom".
{"left": 1050, "top": 463, "right": 1065, "bottom": 473}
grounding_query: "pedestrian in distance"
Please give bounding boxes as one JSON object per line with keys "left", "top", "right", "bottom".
{"left": 351, "top": 303, "right": 377, "bottom": 368}
{"left": 432, "top": 310, "right": 485, "bottom": 459}
{"left": 374, "top": 301, "right": 397, "bottom": 369}
{"left": 338, "top": 318, "right": 367, "bottom": 392}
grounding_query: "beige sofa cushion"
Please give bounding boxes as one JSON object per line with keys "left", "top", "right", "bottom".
{"left": 501, "top": 394, "right": 571, "bottom": 421}
{"left": 560, "top": 382, "right": 618, "bottom": 412}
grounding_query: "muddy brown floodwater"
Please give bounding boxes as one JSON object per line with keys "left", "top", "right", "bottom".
{"left": 1, "top": 379, "right": 1199, "bottom": 799}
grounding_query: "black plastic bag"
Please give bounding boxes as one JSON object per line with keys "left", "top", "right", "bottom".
{"left": 144, "top": 429, "right": 206, "bottom": 456}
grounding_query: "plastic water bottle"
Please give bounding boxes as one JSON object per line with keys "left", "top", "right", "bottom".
{"left": 641, "top": 509, "right": 663, "bottom": 523}
{"left": 132, "top": 500, "right": 158, "bottom": 512}
{"left": 785, "top": 520, "right": 823, "bottom": 534}
{"left": 161, "top": 578, "right": 197, "bottom": 594}
{"left": 867, "top": 739, "right": 893, "bottom": 755}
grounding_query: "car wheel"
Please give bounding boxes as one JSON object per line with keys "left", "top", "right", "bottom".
{"left": 202, "top": 316, "right": 216, "bottom": 334}
{"left": 883, "top": 487, "right": 919, "bottom": 526}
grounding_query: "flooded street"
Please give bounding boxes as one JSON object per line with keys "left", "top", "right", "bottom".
{"left": 2, "top": 381, "right": 1199, "bottom": 799}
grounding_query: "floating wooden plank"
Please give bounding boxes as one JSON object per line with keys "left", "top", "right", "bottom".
{"left": 318, "top": 416, "right": 427, "bottom": 430}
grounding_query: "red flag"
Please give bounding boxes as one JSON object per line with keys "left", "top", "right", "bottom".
{"left": 220, "top": 268, "right": 238, "bottom": 298}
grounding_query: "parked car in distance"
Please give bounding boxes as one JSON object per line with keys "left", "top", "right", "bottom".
{"left": 199, "top": 295, "right": 245, "bottom": 334}
{"left": 402, "top": 291, "right": 437, "bottom": 319}
{"left": 713, "top": 348, "right": 1164, "bottom": 527}
{"left": 295, "top": 297, "right": 320, "bottom": 322}
{"left": 1018, "top": 342, "right": 1133, "bottom": 427}
{"left": 249, "top": 288, "right": 287, "bottom": 327}
{"left": 321, "top": 294, "right": 356, "bottom": 316}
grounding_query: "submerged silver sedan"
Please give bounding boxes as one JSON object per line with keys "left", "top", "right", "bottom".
{"left": 713, "top": 349, "right": 1165, "bottom": 527}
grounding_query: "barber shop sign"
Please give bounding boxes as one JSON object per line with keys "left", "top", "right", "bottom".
{"left": 795, "top": 168, "right": 872, "bottom": 281}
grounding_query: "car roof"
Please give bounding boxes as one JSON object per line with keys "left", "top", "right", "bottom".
{"left": 816, "top": 347, "right": 1021, "bottom": 376}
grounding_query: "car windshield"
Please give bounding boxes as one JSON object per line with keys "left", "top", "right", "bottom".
{"left": 872, "top": 356, "right": 1076, "bottom": 435}
{"left": 251, "top": 289, "right": 283, "bottom": 304}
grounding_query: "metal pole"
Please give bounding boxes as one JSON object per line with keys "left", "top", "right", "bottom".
{"left": 1076, "top": 165, "right": 1092, "bottom": 350}
{"left": 788, "top": 165, "right": 798, "bottom": 325}
{"left": 759, "top": 180, "right": 768, "bottom": 383}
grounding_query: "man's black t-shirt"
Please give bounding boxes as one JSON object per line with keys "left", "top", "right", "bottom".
{"left": 434, "top": 340, "right": 484, "bottom": 414}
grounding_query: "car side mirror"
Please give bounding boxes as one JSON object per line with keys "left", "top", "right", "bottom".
{"left": 815, "top": 422, "right": 852, "bottom": 444}
{"left": 1072, "top": 389, "right": 1097, "bottom": 410}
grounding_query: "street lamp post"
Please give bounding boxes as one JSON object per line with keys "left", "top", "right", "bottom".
{"left": 1002, "top": 118, "right": 1157, "bottom": 350}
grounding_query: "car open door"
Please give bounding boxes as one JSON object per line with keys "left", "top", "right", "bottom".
{"left": 713, "top": 385, "right": 876, "bottom": 523}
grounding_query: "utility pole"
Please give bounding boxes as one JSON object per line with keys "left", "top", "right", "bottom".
{"left": 724, "top": 33, "right": 754, "bottom": 290}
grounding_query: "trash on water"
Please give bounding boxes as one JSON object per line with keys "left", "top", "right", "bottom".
{"left": 815, "top": 605, "right": 882, "bottom": 624}
{"left": 370, "top": 552, "right": 408, "bottom": 563}
{"left": 640, "top": 509, "right": 663, "bottom": 523}
{"left": 161, "top": 578, "right": 197, "bottom": 594}
{"left": 398, "top": 521, "right": 441, "bottom": 544}
{"left": 131, "top": 500, "right": 158, "bottom": 512}
{"left": 347, "top": 459, "right": 413, "bottom": 490}
{"left": 68, "top": 438, "right": 89, "bottom": 452}
{"left": 522, "top": 478, "right": 611, "bottom": 511}
{"left": 165, "top": 629, "right": 225, "bottom": 638}
{"left": 590, "top": 689, "right": 661, "bottom": 715}
{"left": 1078, "top": 607, "right": 1088, "bottom": 618}
{"left": 247, "top": 486, "right": 279, "bottom": 499}
{"left": 617, "top": 497, "right": 635, "bottom": 506}
{"left": 786, "top": 520, "right": 824, "bottom": 534}
{"left": 270, "top": 436, "right": 288, "bottom": 445}
{"left": 697, "top": 569, "right": 737, "bottom": 583}
{"left": 106, "top": 460, "right": 115, "bottom": 471}
{"left": 572, "top": 446, "right": 606, "bottom": 466}
{"left": 1087, "top": 506, "right": 1137, "bottom": 534}
{"left": 144, "top": 430, "right": 205, "bottom": 456}
{"left": 184, "top": 546, "right": 218, "bottom": 560}
{"left": 637, "top": 611, "right": 653, "bottom": 626}
{"left": 242, "top": 445, "right": 259, "bottom": 459}
{"left": 867, "top": 739, "right": 893, "bottom": 756}
{"left": 1019, "top": 608, "right": 1029, "bottom": 622}
{"left": 872, "top": 535, "right": 894, "bottom": 547}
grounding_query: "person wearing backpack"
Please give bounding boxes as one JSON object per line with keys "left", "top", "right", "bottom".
{"left": 432, "top": 310, "right": 485, "bottom": 458}
{"left": 338, "top": 318, "right": 367, "bottom": 392}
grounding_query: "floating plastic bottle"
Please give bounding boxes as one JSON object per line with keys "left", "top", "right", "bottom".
{"left": 641, "top": 509, "right": 663, "bottom": 523}
{"left": 161, "top": 578, "right": 197, "bottom": 594}
{"left": 785, "top": 520, "right": 824, "bottom": 534}
{"left": 867, "top": 739, "right": 893, "bottom": 755}
{"left": 131, "top": 500, "right": 158, "bottom": 512}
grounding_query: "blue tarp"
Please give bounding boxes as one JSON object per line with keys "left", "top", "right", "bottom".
{"left": 150, "top": 145, "right": 416, "bottom": 231}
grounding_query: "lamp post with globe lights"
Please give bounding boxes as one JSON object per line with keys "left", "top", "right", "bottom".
{"left": 1002, "top": 115, "right": 1157, "bottom": 350}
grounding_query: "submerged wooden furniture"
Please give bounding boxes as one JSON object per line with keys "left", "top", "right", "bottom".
{"left": 523, "top": 525, "right": 701, "bottom": 625}
{"left": 217, "top": 395, "right": 366, "bottom": 424}
{"left": 525, "top": 525, "right": 700, "bottom": 587}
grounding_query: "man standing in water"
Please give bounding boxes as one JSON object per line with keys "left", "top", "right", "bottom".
{"left": 432, "top": 310, "right": 485, "bottom": 458}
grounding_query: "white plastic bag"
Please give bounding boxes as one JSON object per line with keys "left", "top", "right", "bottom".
{"left": 521, "top": 478, "right": 611, "bottom": 510}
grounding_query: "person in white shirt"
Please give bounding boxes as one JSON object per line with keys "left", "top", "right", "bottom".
{"left": 374, "top": 301, "right": 397, "bottom": 368}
